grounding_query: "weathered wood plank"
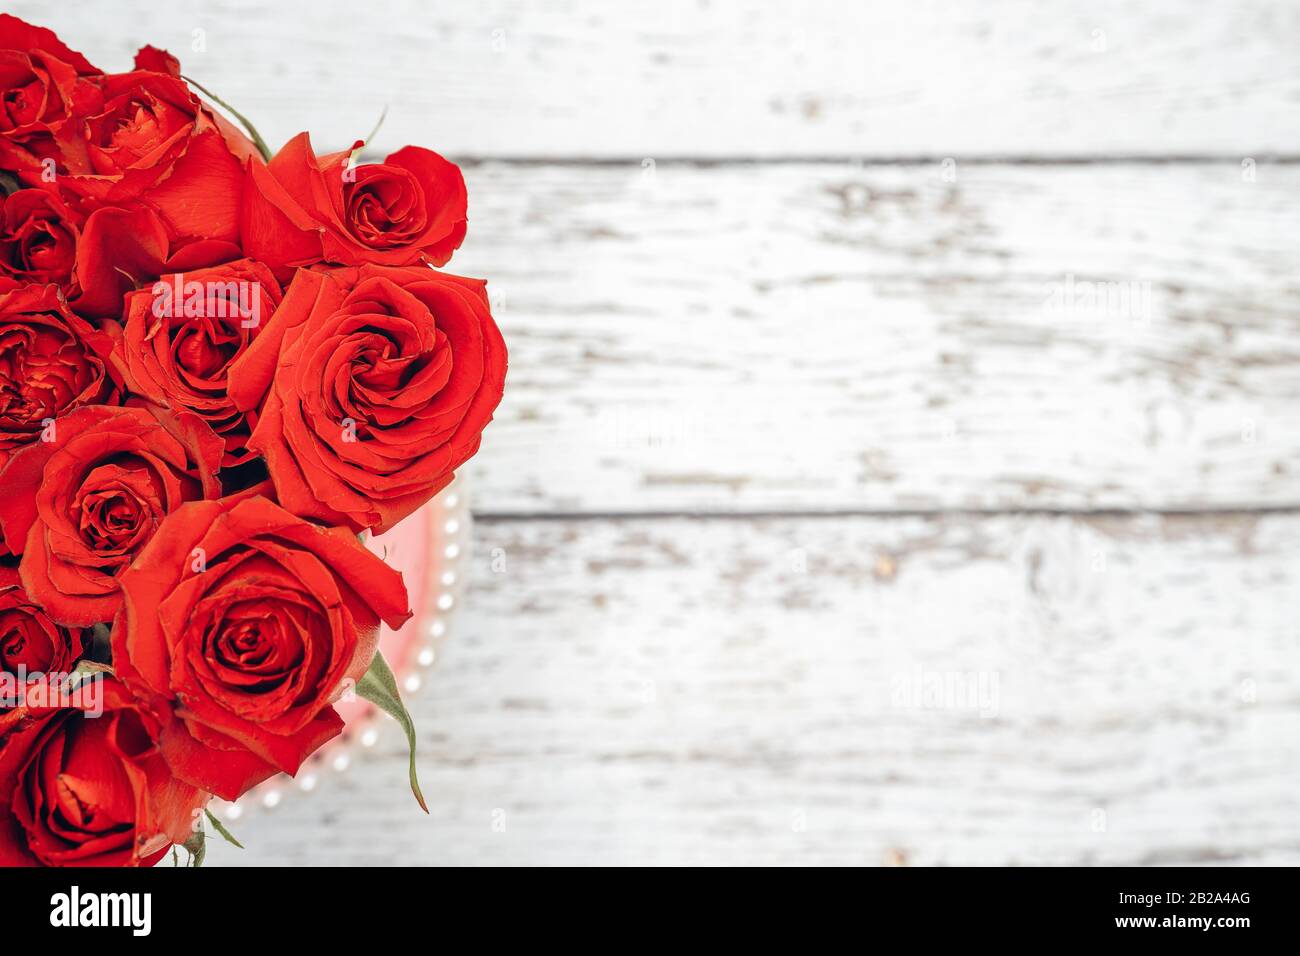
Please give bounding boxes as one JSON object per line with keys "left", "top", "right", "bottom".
{"left": 206, "top": 513, "right": 1300, "bottom": 866}
{"left": 14, "top": 0, "right": 1300, "bottom": 158}
{"left": 447, "top": 162, "right": 1300, "bottom": 514}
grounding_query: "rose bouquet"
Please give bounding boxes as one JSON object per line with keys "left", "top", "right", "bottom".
{"left": 0, "top": 16, "right": 506, "bottom": 866}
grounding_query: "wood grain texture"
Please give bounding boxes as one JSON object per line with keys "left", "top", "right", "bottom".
{"left": 13, "top": 1, "right": 1294, "bottom": 869}
{"left": 451, "top": 161, "right": 1300, "bottom": 515}
{"left": 205, "top": 513, "right": 1300, "bottom": 866}
{"left": 12, "top": 0, "right": 1300, "bottom": 158}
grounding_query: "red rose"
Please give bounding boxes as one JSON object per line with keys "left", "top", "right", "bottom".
{"left": 67, "top": 204, "right": 242, "bottom": 320}
{"left": 0, "top": 404, "right": 223, "bottom": 626}
{"left": 0, "top": 14, "right": 98, "bottom": 78}
{"left": 227, "top": 264, "right": 506, "bottom": 532}
{"left": 111, "top": 495, "right": 410, "bottom": 800}
{"left": 0, "top": 188, "right": 82, "bottom": 288}
{"left": 0, "top": 15, "right": 102, "bottom": 172}
{"left": 0, "top": 677, "right": 206, "bottom": 866}
{"left": 40, "top": 70, "right": 258, "bottom": 244}
{"left": 0, "top": 280, "right": 119, "bottom": 472}
{"left": 117, "top": 260, "right": 283, "bottom": 465}
{"left": 242, "top": 132, "right": 467, "bottom": 276}
{"left": 132, "top": 45, "right": 180, "bottom": 78}
{"left": 1, "top": 61, "right": 258, "bottom": 252}
{"left": 0, "top": 582, "right": 84, "bottom": 683}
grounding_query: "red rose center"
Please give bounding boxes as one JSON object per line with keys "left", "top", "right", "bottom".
{"left": 14, "top": 220, "right": 74, "bottom": 272}
{"left": 172, "top": 315, "right": 241, "bottom": 383}
{"left": 73, "top": 463, "right": 163, "bottom": 554}
{"left": 0, "top": 321, "right": 95, "bottom": 429}
{"left": 1, "top": 77, "right": 43, "bottom": 128}
{"left": 0, "top": 613, "right": 52, "bottom": 672}
{"left": 207, "top": 598, "right": 311, "bottom": 694}
{"left": 86, "top": 89, "right": 190, "bottom": 172}
{"left": 20, "top": 713, "right": 136, "bottom": 852}
{"left": 345, "top": 167, "right": 426, "bottom": 246}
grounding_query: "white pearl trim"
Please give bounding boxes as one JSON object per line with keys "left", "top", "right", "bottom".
{"left": 211, "top": 474, "right": 471, "bottom": 821}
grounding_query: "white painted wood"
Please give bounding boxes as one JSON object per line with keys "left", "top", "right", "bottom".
{"left": 11, "top": 0, "right": 1300, "bottom": 158}
{"left": 14, "top": 2, "right": 1297, "bottom": 869}
{"left": 204, "top": 514, "right": 1300, "bottom": 866}
{"left": 451, "top": 161, "right": 1300, "bottom": 515}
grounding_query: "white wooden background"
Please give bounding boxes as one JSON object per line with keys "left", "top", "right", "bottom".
{"left": 16, "top": 1, "right": 1300, "bottom": 865}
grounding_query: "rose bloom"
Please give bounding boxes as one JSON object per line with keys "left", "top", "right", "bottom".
{"left": 228, "top": 263, "right": 507, "bottom": 533}
{"left": 0, "top": 189, "right": 82, "bottom": 289}
{"left": 0, "top": 14, "right": 102, "bottom": 171}
{"left": 1, "top": 22, "right": 252, "bottom": 319}
{"left": 46, "top": 69, "right": 257, "bottom": 243}
{"left": 117, "top": 259, "right": 283, "bottom": 465}
{"left": 111, "top": 495, "right": 410, "bottom": 800}
{"left": 242, "top": 132, "right": 467, "bottom": 276}
{"left": 0, "top": 677, "right": 206, "bottom": 867}
{"left": 0, "top": 280, "right": 119, "bottom": 472}
{"left": 0, "top": 404, "right": 222, "bottom": 627}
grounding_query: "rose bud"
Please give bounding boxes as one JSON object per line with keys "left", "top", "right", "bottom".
{"left": 0, "top": 404, "right": 223, "bottom": 627}
{"left": 111, "top": 495, "right": 411, "bottom": 800}
{"left": 0, "top": 189, "right": 83, "bottom": 289}
{"left": 241, "top": 132, "right": 467, "bottom": 276}
{"left": 227, "top": 264, "right": 506, "bottom": 533}
{"left": 0, "top": 280, "right": 119, "bottom": 472}
{"left": 0, "top": 582, "right": 85, "bottom": 689}
{"left": 117, "top": 260, "right": 283, "bottom": 465}
{"left": 0, "top": 677, "right": 207, "bottom": 867}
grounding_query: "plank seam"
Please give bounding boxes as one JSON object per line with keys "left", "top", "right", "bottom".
{"left": 472, "top": 505, "right": 1300, "bottom": 522}
{"left": 440, "top": 154, "right": 1300, "bottom": 168}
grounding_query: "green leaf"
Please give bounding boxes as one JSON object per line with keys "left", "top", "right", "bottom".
{"left": 204, "top": 809, "right": 244, "bottom": 849}
{"left": 70, "top": 659, "right": 112, "bottom": 689}
{"left": 181, "top": 826, "right": 206, "bottom": 868}
{"left": 182, "top": 74, "right": 273, "bottom": 162}
{"left": 72, "top": 659, "right": 113, "bottom": 677}
{"left": 356, "top": 650, "right": 428, "bottom": 813}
